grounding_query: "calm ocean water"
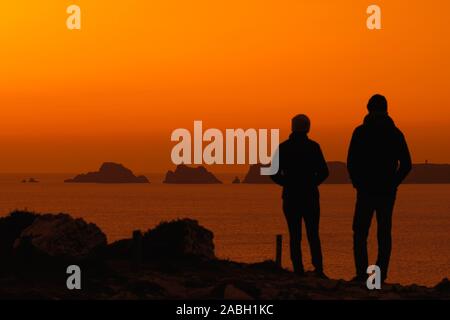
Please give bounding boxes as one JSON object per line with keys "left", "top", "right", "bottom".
{"left": 0, "top": 173, "right": 448, "bottom": 286}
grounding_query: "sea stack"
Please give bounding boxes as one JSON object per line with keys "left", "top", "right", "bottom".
{"left": 163, "top": 165, "right": 222, "bottom": 184}
{"left": 64, "top": 162, "right": 149, "bottom": 183}
{"left": 242, "top": 164, "right": 273, "bottom": 184}
{"left": 325, "top": 162, "right": 350, "bottom": 184}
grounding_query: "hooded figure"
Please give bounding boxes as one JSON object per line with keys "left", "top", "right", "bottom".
{"left": 347, "top": 94, "right": 412, "bottom": 283}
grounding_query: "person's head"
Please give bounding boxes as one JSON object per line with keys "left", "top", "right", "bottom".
{"left": 291, "top": 114, "right": 310, "bottom": 133}
{"left": 367, "top": 94, "right": 388, "bottom": 114}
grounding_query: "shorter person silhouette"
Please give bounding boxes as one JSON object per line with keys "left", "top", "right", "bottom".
{"left": 347, "top": 94, "right": 412, "bottom": 283}
{"left": 271, "top": 115, "right": 329, "bottom": 278}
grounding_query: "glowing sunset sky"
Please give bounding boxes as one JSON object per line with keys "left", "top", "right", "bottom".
{"left": 0, "top": 1, "right": 449, "bottom": 172}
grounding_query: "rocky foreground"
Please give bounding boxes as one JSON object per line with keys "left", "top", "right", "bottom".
{"left": 0, "top": 211, "right": 448, "bottom": 300}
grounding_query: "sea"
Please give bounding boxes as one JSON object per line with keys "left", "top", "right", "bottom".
{"left": 0, "top": 173, "right": 448, "bottom": 286}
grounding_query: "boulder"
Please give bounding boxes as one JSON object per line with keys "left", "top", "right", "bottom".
{"left": 143, "top": 219, "right": 215, "bottom": 260}
{"left": 14, "top": 213, "right": 107, "bottom": 261}
{"left": 65, "top": 162, "right": 149, "bottom": 183}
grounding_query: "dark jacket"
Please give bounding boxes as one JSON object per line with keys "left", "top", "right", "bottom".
{"left": 347, "top": 113, "right": 412, "bottom": 194}
{"left": 271, "top": 132, "right": 329, "bottom": 198}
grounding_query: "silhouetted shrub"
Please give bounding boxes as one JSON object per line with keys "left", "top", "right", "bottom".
{"left": 0, "top": 210, "right": 38, "bottom": 260}
{"left": 143, "top": 219, "right": 215, "bottom": 260}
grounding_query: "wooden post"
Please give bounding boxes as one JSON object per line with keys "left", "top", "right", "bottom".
{"left": 275, "top": 234, "right": 282, "bottom": 268}
{"left": 132, "top": 230, "right": 143, "bottom": 270}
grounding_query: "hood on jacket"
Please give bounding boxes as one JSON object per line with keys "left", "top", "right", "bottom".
{"left": 289, "top": 131, "right": 308, "bottom": 141}
{"left": 363, "top": 113, "right": 396, "bottom": 129}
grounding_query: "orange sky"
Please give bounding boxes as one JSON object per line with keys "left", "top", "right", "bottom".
{"left": 0, "top": 1, "right": 449, "bottom": 173}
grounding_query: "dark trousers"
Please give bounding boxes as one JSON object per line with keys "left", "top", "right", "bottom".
{"left": 283, "top": 195, "right": 323, "bottom": 273}
{"left": 352, "top": 191, "right": 396, "bottom": 281}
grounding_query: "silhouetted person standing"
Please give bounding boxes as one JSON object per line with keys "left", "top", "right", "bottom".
{"left": 347, "top": 95, "right": 412, "bottom": 283}
{"left": 271, "top": 115, "right": 329, "bottom": 277}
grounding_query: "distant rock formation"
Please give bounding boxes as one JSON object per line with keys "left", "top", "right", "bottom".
{"left": 242, "top": 164, "right": 273, "bottom": 184}
{"left": 163, "top": 165, "right": 222, "bottom": 184}
{"left": 242, "top": 162, "right": 450, "bottom": 184}
{"left": 326, "top": 162, "right": 351, "bottom": 184}
{"left": 232, "top": 176, "right": 241, "bottom": 184}
{"left": 21, "top": 178, "right": 39, "bottom": 183}
{"left": 241, "top": 162, "right": 351, "bottom": 184}
{"left": 405, "top": 163, "right": 450, "bottom": 184}
{"left": 64, "top": 162, "right": 149, "bottom": 184}
{"left": 327, "top": 162, "right": 450, "bottom": 184}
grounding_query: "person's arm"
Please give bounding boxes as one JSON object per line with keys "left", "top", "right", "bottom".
{"left": 315, "top": 145, "right": 329, "bottom": 186}
{"left": 394, "top": 132, "right": 412, "bottom": 186}
{"left": 270, "top": 146, "right": 285, "bottom": 186}
{"left": 347, "top": 129, "right": 360, "bottom": 188}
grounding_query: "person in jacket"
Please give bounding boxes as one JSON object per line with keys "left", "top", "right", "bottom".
{"left": 347, "top": 94, "right": 412, "bottom": 283}
{"left": 271, "top": 114, "right": 329, "bottom": 277}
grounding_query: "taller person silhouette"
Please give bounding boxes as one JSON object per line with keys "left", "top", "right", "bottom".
{"left": 271, "top": 115, "right": 329, "bottom": 278}
{"left": 347, "top": 94, "right": 412, "bottom": 283}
